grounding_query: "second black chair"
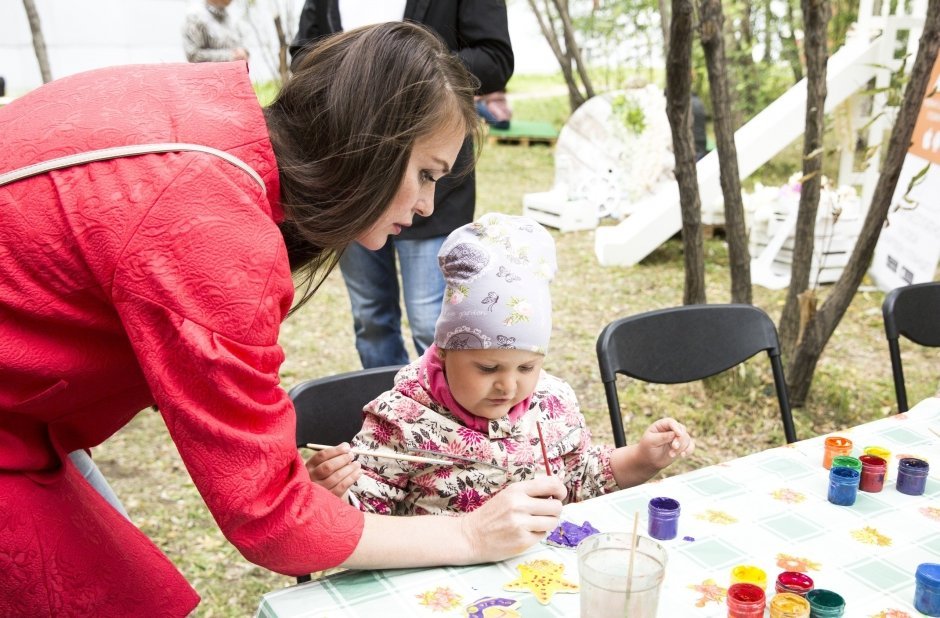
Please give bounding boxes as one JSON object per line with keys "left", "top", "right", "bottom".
{"left": 596, "top": 304, "right": 797, "bottom": 448}
{"left": 882, "top": 281, "right": 940, "bottom": 412}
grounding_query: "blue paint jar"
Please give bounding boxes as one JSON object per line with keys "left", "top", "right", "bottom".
{"left": 897, "top": 457, "right": 929, "bottom": 496}
{"left": 915, "top": 563, "right": 940, "bottom": 616}
{"left": 647, "top": 497, "right": 680, "bottom": 540}
{"left": 805, "top": 588, "right": 845, "bottom": 617}
{"left": 827, "top": 466, "right": 859, "bottom": 506}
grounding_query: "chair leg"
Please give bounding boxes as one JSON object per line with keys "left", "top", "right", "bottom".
{"left": 770, "top": 355, "right": 798, "bottom": 444}
{"left": 603, "top": 380, "right": 628, "bottom": 449}
{"left": 888, "top": 339, "right": 908, "bottom": 413}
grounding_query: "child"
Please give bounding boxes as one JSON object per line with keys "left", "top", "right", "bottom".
{"left": 309, "top": 213, "right": 694, "bottom": 515}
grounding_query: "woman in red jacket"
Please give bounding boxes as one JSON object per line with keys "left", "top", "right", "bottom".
{"left": 0, "top": 22, "right": 564, "bottom": 616}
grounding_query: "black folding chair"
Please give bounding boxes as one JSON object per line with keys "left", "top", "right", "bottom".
{"left": 596, "top": 304, "right": 797, "bottom": 448}
{"left": 288, "top": 364, "right": 402, "bottom": 583}
{"left": 882, "top": 281, "right": 940, "bottom": 412}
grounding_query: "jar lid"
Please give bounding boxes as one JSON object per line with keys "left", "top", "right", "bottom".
{"left": 648, "top": 496, "right": 680, "bottom": 513}
{"left": 858, "top": 454, "right": 886, "bottom": 468}
{"left": 917, "top": 563, "right": 940, "bottom": 587}
{"left": 777, "top": 571, "right": 814, "bottom": 592}
{"left": 899, "top": 457, "right": 929, "bottom": 474}
{"left": 806, "top": 588, "right": 845, "bottom": 610}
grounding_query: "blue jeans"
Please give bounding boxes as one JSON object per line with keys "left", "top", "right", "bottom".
{"left": 340, "top": 236, "right": 446, "bottom": 368}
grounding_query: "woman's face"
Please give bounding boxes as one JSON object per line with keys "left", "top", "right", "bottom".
{"left": 355, "top": 122, "right": 466, "bottom": 250}
{"left": 442, "top": 348, "right": 545, "bottom": 420}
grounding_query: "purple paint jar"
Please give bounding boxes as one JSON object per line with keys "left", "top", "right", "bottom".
{"left": 897, "top": 457, "right": 929, "bottom": 496}
{"left": 647, "top": 497, "right": 680, "bottom": 540}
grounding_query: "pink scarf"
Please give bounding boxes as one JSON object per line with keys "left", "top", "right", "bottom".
{"left": 421, "top": 345, "right": 532, "bottom": 433}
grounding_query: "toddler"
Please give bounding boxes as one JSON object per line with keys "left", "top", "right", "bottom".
{"left": 310, "top": 213, "right": 694, "bottom": 514}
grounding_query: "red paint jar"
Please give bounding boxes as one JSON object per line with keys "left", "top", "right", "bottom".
{"left": 775, "top": 571, "right": 814, "bottom": 596}
{"left": 728, "top": 583, "right": 766, "bottom": 618}
{"left": 858, "top": 454, "right": 887, "bottom": 493}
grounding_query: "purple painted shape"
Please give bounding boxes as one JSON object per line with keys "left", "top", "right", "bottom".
{"left": 545, "top": 520, "right": 600, "bottom": 547}
{"left": 465, "top": 596, "right": 519, "bottom": 618}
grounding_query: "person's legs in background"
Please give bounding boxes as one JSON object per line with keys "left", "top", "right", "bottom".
{"left": 340, "top": 241, "right": 410, "bottom": 368}
{"left": 396, "top": 236, "right": 447, "bottom": 357}
{"left": 68, "top": 449, "right": 130, "bottom": 520}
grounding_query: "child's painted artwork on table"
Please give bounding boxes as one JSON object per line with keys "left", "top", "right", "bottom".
{"left": 687, "top": 578, "right": 727, "bottom": 607}
{"left": 695, "top": 509, "right": 738, "bottom": 524}
{"left": 850, "top": 525, "right": 892, "bottom": 546}
{"left": 502, "top": 559, "right": 579, "bottom": 605}
{"left": 544, "top": 520, "right": 599, "bottom": 548}
{"left": 776, "top": 553, "right": 821, "bottom": 572}
{"left": 464, "top": 596, "right": 521, "bottom": 618}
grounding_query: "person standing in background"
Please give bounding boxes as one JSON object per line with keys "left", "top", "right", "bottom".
{"left": 290, "top": 1, "right": 513, "bottom": 369}
{"left": 183, "top": 0, "right": 249, "bottom": 63}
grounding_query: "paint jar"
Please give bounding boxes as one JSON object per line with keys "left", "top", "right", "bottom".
{"left": 805, "top": 589, "right": 845, "bottom": 617}
{"left": 863, "top": 445, "right": 891, "bottom": 462}
{"left": 830, "top": 455, "right": 861, "bottom": 473}
{"left": 727, "top": 583, "right": 765, "bottom": 618}
{"left": 915, "top": 563, "right": 940, "bottom": 616}
{"left": 647, "top": 497, "right": 680, "bottom": 541}
{"left": 822, "top": 437, "right": 853, "bottom": 469}
{"left": 827, "top": 466, "right": 860, "bottom": 506}
{"left": 897, "top": 457, "right": 929, "bottom": 496}
{"left": 769, "top": 592, "right": 811, "bottom": 617}
{"left": 731, "top": 565, "right": 768, "bottom": 590}
{"left": 858, "top": 455, "right": 887, "bottom": 493}
{"left": 775, "top": 571, "right": 814, "bottom": 596}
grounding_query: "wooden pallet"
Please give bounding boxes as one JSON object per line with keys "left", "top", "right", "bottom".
{"left": 486, "top": 120, "right": 558, "bottom": 147}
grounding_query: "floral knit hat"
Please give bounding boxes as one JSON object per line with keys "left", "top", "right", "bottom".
{"left": 434, "top": 213, "right": 557, "bottom": 354}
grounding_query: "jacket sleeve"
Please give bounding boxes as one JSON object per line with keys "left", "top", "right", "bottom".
{"left": 112, "top": 156, "right": 364, "bottom": 576}
{"left": 347, "top": 397, "right": 413, "bottom": 514}
{"left": 540, "top": 379, "right": 619, "bottom": 502}
{"left": 455, "top": 0, "right": 514, "bottom": 94}
{"left": 289, "top": 0, "right": 339, "bottom": 69}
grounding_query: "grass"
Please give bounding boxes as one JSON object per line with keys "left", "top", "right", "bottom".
{"left": 94, "top": 86, "right": 939, "bottom": 617}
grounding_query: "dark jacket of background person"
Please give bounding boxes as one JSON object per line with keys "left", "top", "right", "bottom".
{"left": 289, "top": 0, "right": 513, "bottom": 239}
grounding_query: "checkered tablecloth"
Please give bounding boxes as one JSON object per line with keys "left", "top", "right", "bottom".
{"left": 257, "top": 398, "right": 940, "bottom": 617}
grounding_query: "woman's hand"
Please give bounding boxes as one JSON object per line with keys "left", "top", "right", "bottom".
{"left": 638, "top": 417, "right": 695, "bottom": 470}
{"left": 458, "top": 476, "right": 567, "bottom": 563}
{"left": 305, "top": 443, "right": 361, "bottom": 498}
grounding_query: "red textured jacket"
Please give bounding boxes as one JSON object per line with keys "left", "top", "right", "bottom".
{"left": 0, "top": 62, "right": 364, "bottom": 616}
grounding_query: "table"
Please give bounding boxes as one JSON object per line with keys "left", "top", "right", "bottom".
{"left": 257, "top": 398, "right": 940, "bottom": 617}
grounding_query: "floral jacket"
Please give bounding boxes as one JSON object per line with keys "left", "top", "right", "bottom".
{"left": 348, "top": 357, "right": 618, "bottom": 515}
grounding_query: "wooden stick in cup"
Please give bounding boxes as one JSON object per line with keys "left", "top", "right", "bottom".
{"left": 305, "top": 443, "right": 453, "bottom": 466}
{"left": 627, "top": 511, "right": 639, "bottom": 594}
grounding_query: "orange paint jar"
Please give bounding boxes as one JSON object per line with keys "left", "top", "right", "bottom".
{"left": 822, "top": 436, "right": 853, "bottom": 469}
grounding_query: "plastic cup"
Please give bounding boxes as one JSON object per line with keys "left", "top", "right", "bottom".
{"left": 577, "top": 533, "right": 667, "bottom": 618}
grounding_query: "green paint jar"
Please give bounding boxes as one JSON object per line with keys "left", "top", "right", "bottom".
{"left": 830, "top": 456, "right": 861, "bottom": 473}
{"left": 806, "top": 589, "right": 845, "bottom": 617}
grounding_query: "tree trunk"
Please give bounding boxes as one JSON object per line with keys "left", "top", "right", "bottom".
{"left": 527, "top": 0, "right": 587, "bottom": 110}
{"left": 22, "top": 0, "right": 52, "bottom": 83}
{"left": 762, "top": 0, "right": 773, "bottom": 64}
{"left": 660, "top": 0, "right": 672, "bottom": 57}
{"left": 786, "top": 0, "right": 940, "bottom": 405}
{"left": 779, "top": 0, "right": 830, "bottom": 357}
{"left": 700, "top": 0, "right": 752, "bottom": 303}
{"left": 273, "top": 14, "right": 289, "bottom": 85}
{"left": 552, "top": 0, "right": 595, "bottom": 100}
{"left": 780, "top": 0, "right": 804, "bottom": 82}
{"left": 666, "top": 0, "right": 707, "bottom": 305}
{"left": 787, "top": 0, "right": 940, "bottom": 406}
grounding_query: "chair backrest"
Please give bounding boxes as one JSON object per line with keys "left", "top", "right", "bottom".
{"left": 289, "top": 365, "right": 403, "bottom": 449}
{"left": 288, "top": 364, "right": 402, "bottom": 585}
{"left": 596, "top": 304, "right": 797, "bottom": 447}
{"left": 882, "top": 281, "right": 940, "bottom": 412}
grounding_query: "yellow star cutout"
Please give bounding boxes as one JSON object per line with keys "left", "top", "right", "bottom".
{"left": 502, "top": 559, "right": 579, "bottom": 605}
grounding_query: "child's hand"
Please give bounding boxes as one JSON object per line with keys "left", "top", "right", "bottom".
{"left": 638, "top": 417, "right": 695, "bottom": 470}
{"left": 305, "top": 443, "right": 362, "bottom": 499}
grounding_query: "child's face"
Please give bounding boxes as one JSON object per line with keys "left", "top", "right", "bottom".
{"left": 442, "top": 348, "right": 545, "bottom": 420}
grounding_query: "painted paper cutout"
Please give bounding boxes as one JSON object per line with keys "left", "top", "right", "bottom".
{"left": 465, "top": 596, "right": 522, "bottom": 618}
{"left": 503, "top": 559, "right": 579, "bottom": 605}
{"left": 776, "top": 553, "right": 821, "bottom": 572}
{"left": 851, "top": 526, "right": 892, "bottom": 546}
{"left": 687, "top": 578, "right": 727, "bottom": 607}
{"left": 416, "top": 586, "right": 463, "bottom": 612}
{"left": 545, "top": 520, "right": 600, "bottom": 547}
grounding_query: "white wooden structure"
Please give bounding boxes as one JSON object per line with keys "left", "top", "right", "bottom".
{"left": 592, "top": 0, "right": 927, "bottom": 273}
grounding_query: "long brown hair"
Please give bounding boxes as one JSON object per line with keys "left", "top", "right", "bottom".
{"left": 264, "top": 22, "right": 481, "bottom": 313}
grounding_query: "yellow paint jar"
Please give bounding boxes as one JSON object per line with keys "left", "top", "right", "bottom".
{"left": 731, "top": 565, "right": 767, "bottom": 590}
{"left": 769, "top": 592, "right": 811, "bottom": 617}
{"left": 863, "top": 445, "right": 891, "bottom": 462}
